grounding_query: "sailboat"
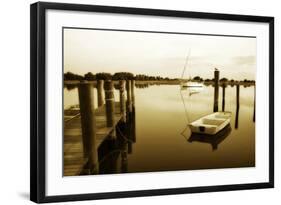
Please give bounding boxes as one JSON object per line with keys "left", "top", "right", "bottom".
{"left": 180, "top": 51, "right": 203, "bottom": 90}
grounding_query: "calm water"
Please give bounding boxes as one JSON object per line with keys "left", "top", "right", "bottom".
{"left": 64, "top": 83, "right": 255, "bottom": 174}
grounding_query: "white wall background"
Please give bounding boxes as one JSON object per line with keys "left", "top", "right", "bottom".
{"left": 0, "top": 0, "right": 279, "bottom": 204}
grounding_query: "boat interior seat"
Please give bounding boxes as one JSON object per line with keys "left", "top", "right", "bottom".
{"left": 202, "top": 118, "right": 225, "bottom": 126}
{"left": 214, "top": 113, "right": 231, "bottom": 119}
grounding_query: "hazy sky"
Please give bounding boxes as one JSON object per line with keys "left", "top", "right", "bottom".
{"left": 64, "top": 28, "right": 256, "bottom": 80}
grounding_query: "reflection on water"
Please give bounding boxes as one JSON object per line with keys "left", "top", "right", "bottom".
{"left": 96, "top": 108, "right": 136, "bottom": 174}
{"left": 188, "top": 124, "right": 232, "bottom": 151}
{"left": 64, "top": 83, "right": 255, "bottom": 174}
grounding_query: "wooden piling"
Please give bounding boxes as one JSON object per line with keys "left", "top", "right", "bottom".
{"left": 78, "top": 82, "right": 99, "bottom": 173}
{"left": 213, "top": 69, "right": 219, "bottom": 112}
{"left": 126, "top": 80, "right": 132, "bottom": 112}
{"left": 119, "top": 80, "right": 126, "bottom": 122}
{"left": 104, "top": 81, "right": 115, "bottom": 127}
{"left": 97, "top": 80, "right": 104, "bottom": 107}
{"left": 222, "top": 84, "right": 226, "bottom": 112}
{"left": 131, "top": 80, "right": 135, "bottom": 105}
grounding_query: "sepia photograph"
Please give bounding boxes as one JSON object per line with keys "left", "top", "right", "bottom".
{"left": 30, "top": 2, "right": 274, "bottom": 202}
{"left": 63, "top": 27, "right": 256, "bottom": 176}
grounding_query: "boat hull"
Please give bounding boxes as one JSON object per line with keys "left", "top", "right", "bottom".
{"left": 189, "top": 112, "right": 231, "bottom": 135}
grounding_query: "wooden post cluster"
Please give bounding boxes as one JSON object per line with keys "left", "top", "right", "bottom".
{"left": 213, "top": 69, "right": 219, "bottom": 112}
{"left": 77, "top": 82, "right": 99, "bottom": 174}
{"left": 75, "top": 79, "right": 137, "bottom": 175}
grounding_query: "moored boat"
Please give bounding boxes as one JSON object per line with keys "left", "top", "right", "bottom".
{"left": 189, "top": 111, "right": 231, "bottom": 135}
{"left": 180, "top": 50, "right": 204, "bottom": 90}
{"left": 181, "top": 82, "right": 203, "bottom": 88}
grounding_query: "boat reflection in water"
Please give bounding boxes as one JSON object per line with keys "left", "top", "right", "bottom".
{"left": 188, "top": 124, "right": 232, "bottom": 151}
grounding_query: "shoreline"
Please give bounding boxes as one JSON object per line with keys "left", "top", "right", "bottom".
{"left": 64, "top": 80, "right": 255, "bottom": 86}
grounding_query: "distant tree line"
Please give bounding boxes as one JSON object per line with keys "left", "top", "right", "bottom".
{"left": 135, "top": 74, "right": 178, "bottom": 81}
{"left": 192, "top": 76, "right": 204, "bottom": 82}
{"left": 203, "top": 77, "right": 255, "bottom": 86}
{"left": 64, "top": 72, "right": 255, "bottom": 83}
{"left": 64, "top": 72, "right": 84, "bottom": 81}
{"left": 64, "top": 72, "right": 179, "bottom": 81}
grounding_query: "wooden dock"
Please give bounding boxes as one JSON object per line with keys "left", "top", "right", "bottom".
{"left": 63, "top": 80, "right": 135, "bottom": 176}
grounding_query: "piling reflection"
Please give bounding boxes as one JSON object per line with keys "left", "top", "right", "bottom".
{"left": 211, "top": 83, "right": 241, "bottom": 130}
{"left": 235, "top": 85, "right": 240, "bottom": 129}
{"left": 65, "top": 83, "right": 77, "bottom": 91}
{"left": 253, "top": 86, "right": 256, "bottom": 122}
{"left": 235, "top": 106, "right": 240, "bottom": 129}
{"left": 135, "top": 83, "right": 149, "bottom": 89}
{"left": 97, "top": 105, "right": 136, "bottom": 174}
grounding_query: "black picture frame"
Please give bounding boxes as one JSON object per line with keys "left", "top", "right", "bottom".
{"left": 30, "top": 2, "right": 274, "bottom": 203}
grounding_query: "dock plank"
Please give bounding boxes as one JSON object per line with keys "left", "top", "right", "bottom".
{"left": 63, "top": 102, "right": 123, "bottom": 176}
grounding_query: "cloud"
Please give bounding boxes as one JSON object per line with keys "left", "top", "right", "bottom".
{"left": 232, "top": 56, "right": 256, "bottom": 66}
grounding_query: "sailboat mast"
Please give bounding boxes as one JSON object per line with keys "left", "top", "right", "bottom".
{"left": 181, "top": 50, "right": 191, "bottom": 80}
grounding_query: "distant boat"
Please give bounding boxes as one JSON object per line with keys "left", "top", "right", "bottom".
{"left": 181, "top": 81, "right": 203, "bottom": 88}
{"left": 189, "top": 112, "right": 232, "bottom": 135}
{"left": 180, "top": 50, "right": 203, "bottom": 90}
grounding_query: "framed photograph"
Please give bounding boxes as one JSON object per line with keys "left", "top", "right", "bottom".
{"left": 30, "top": 2, "right": 274, "bottom": 203}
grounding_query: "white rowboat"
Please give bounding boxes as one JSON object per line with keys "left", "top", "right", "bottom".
{"left": 189, "top": 112, "right": 232, "bottom": 135}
